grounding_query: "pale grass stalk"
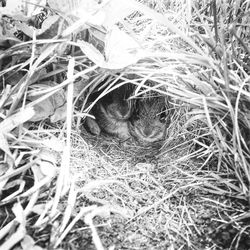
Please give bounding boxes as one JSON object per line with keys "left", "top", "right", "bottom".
{"left": 8, "top": 39, "right": 40, "bottom": 115}
{"left": 210, "top": 173, "right": 243, "bottom": 193}
{"left": 0, "top": 160, "right": 36, "bottom": 183}
{"left": 59, "top": 181, "right": 77, "bottom": 234}
{"left": 34, "top": 199, "right": 55, "bottom": 227}
{"left": 0, "top": 85, "right": 11, "bottom": 109}
{"left": 84, "top": 207, "right": 107, "bottom": 250}
{"left": 0, "top": 107, "right": 35, "bottom": 133}
{"left": 54, "top": 205, "right": 97, "bottom": 248}
{"left": 24, "top": 189, "right": 40, "bottom": 216}
{"left": 0, "top": 220, "right": 15, "bottom": 241}
{"left": 184, "top": 204, "right": 201, "bottom": 236}
{"left": 0, "top": 203, "right": 26, "bottom": 250}
{"left": 234, "top": 225, "right": 250, "bottom": 249}
{"left": 197, "top": 151, "right": 216, "bottom": 170}
{"left": 51, "top": 58, "right": 75, "bottom": 216}
{"left": 179, "top": 203, "right": 192, "bottom": 235}
{"left": 202, "top": 96, "right": 221, "bottom": 149}
{"left": 131, "top": 0, "right": 204, "bottom": 54}
{"left": 201, "top": 197, "right": 234, "bottom": 209}
{"left": 20, "top": 176, "right": 52, "bottom": 198}
{"left": 203, "top": 182, "right": 233, "bottom": 196}
{"left": 172, "top": 165, "right": 207, "bottom": 181}
{"left": 235, "top": 79, "right": 250, "bottom": 182}
{"left": 1, "top": 180, "right": 25, "bottom": 203}
{"left": 0, "top": 224, "right": 26, "bottom": 250}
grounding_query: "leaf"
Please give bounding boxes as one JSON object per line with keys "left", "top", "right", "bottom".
{"left": 78, "top": 40, "right": 105, "bottom": 66}
{"left": 73, "top": 0, "right": 134, "bottom": 28}
{"left": 37, "top": 149, "right": 58, "bottom": 178}
{"left": 15, "top": 22, "right": 36, "bottom": 38}
{"left": 0, "top": 0, "right": 25, "bottom": 17}
{"left": 100, "top": 0, "right": 135, "bottom": 28}
{"left": 37, "top": 15, "right": 61, "bottom": 36}
{"left": 16, "top": 15, "right": 61, "bottom": 38}
{"left": 26, "top": 0, "right": 47, "bottom": 17}
{"left": 28, "top": 82, "right": 67, "bottom": 122}
{"left": 48, "top": 0, "right": 100, "bottom": 15}
{"left": 0, "top": 16, "right": 19, "bottom": 39}
{"left": 0, "top": 0, "right": 46, "bottom": 18}
{"left": 104, "top": 26, "right": 142, "bottom": 68}
{"left": 78, "top": 26, "right": 143, "bottom": 69}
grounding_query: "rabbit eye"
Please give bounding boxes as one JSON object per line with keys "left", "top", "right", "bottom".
{"left": 133, "top": 114, "right": 140, "bottom": 121}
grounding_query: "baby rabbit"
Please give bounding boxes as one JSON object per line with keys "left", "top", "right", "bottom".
{"left": 85, "top": 84, "right": 133, "bottom": 140}
{"left": 129, "top": 96, "right": 169, "bottom": 144}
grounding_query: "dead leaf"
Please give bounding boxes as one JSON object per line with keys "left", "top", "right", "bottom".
{"left": 28, "top": 82, "right": 67, "bottom": 122}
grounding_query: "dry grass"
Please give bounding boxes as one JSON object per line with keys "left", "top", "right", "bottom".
{"left": 1, "top": 0, "right": 250, "bottom": 249}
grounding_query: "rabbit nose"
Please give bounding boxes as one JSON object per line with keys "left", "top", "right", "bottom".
{"left": 142, "top": 127, "right": 152, "bottom": 137}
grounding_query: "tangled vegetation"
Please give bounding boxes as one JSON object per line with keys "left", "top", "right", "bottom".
{"left": 0, "top": 0, "right": 250, "bottom": 249}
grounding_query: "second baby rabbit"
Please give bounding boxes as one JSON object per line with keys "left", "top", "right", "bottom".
{"left": 128, "top": 96, "right": 170, "bottom": 144}
{"left": 85, "top": 84, "right": 134, "bottom": 140}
